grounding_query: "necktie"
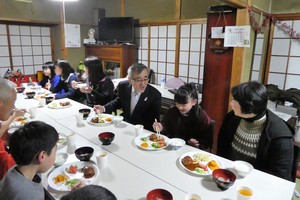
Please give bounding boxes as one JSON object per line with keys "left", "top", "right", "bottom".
{"left": 130, "top": 91, "right": 139, "bottom": 115}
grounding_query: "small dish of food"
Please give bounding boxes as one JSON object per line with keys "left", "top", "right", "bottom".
{"left": 12, "top": 116, "right": 30, "bottom": 127}
{"left": 48, "top": 100, "right": 71, "bottom": 109}
{"left": 169, "top": 138, "right": 186, "bottom": 150}
{"left": 16, "top": 87, "right": 25, "bottom": 93}
{"left": 74, "top": 146, "right": 94, "bottom": 161}
{"left": 54, "top": 152, "right": 68, "bottom": 167}
{"left": 185, "top": 193, "right": 201, "bottom": 200}
{"left": 212, "top": 169, "right": 236, "bottom": 190}
{"left": 113, "top": 116, "right": 124, "bottom": 126}
{"left": 79, "top": 108, "right": 91, "bottom": 119}
{"left": 147, "top": 189, "right": 173, "bottom": 200}
{"left": 232, "top": 160, "right": 253, "bottom": 178}
{"left": 25, "top": 91, "right": 36, "bottom": 99}
{"left": 98, "top": 132, "right": 115, "bottom": 145}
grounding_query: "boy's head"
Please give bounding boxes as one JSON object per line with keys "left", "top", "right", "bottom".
{"left": 9, "top": 121, "right": 59, "bottom": 173}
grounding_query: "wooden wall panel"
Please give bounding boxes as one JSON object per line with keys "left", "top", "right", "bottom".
{"left": 202, "top": 9, "right": 237, "bottom": 153}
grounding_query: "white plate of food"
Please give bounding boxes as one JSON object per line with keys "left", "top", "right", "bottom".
{"left": 34, "top": 93, "right": 52, "bottom": 100}
{"left": 11, "top": 116, "right": 30, "bottom": 127}
{"left": 179, "top": 151, "right": 223, "bottom": 176}
{"left": 48, "top": 161, "right": 99, "bottom": 192}
{"left": 48, "top": 100, "right": 71, "bottom": 109}
{"left": 57, "top": 133, "right": 67, "bottom": 149}
{"left": 134, "top": 133, "right": 169, "bottom": 151}
{"left": 86, "top": 114, "right": 113, "bottom": 126}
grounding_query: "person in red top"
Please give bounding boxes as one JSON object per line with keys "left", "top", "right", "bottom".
{"left": 0, "top": 78, "right": 26, "bottom": 180}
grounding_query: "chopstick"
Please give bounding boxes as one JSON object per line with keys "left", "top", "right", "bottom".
{"left": 155, "top": 118, "right": 160, "bottom": 135}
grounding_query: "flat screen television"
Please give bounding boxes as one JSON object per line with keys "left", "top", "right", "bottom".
{"left": 98, "top": 17, "right": 134, "bottom": 43}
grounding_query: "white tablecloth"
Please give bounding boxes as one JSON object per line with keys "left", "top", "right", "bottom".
{"left": 14, "top": 95, "right": 295, "bottom": 200}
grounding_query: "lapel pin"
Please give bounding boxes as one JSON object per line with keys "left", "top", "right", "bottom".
{"left": 144, "top": 97, "right": 148, "bottom": 101}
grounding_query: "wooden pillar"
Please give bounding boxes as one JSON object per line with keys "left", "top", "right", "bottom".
{"left": 202, "top": 7, "right": 237, "bottom": 153}
{"left": 121, "top": 0, "right": 125, "bottom": 17}
{"left": 60, "top": 2, "right": 68, "bottom": 59}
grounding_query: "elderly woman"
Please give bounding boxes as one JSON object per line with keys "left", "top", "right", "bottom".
{"left": 217, "top": 81, "right": 295, "bottom": 181}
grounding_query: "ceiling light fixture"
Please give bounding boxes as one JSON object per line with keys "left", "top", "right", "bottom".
{"left": 51, "top": 0, "right": 78, "bottom": 2}
{"left": 15, "top": 0, "right": 32, "bottom": 3}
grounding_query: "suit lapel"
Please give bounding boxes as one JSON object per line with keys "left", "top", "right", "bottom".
{"left": 124, "top": 84, "right": 132, "bottom": 119}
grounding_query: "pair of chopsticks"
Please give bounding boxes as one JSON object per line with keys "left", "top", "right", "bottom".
{"left": 155, "top": 118, "right": 160, "bottom": 135}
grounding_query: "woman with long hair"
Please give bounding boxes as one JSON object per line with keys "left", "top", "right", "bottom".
{"left": 49, "top": 59, "right": 79, "bottom": 100}
{"left": 74, "top": 56, "right": 114, "bottom": 107}
{"left": 35, "top": 62, "right": 60, "bottom": 89}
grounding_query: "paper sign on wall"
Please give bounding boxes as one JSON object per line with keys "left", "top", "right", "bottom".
{"left": 211, "top": 27, "right": 224, "bottom": 38}
{"left": 64, "top": 23, "right": 81, "bottom": 48}
{"left": 224, "top": 26, "right": 250, "bottom": 48}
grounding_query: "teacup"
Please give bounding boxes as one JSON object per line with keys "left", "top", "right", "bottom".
{"left": 113, "top": 116, "right": 124, "bottom": 126}
{"left": 237, "top": 186, "right": 253, "bottom": 200}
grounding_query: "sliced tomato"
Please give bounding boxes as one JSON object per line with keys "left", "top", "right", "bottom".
{"left": 198, "top": 163, "right": 208, "bottom": 171}
{"left": 68, "top": 165, "right": 77, "bottom": 173}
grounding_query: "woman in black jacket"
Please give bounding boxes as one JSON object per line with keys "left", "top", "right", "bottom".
{"left": 50, "top": 60, "right": 79, "bottom": 100}
{"left": 75, "top": 56, "right": 114, "bottom": 107}
{"left": 217, "top": 81, "right": 295, "bottom": 181}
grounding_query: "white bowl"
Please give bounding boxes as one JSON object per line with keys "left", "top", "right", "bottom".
{"left": 54, "top": 152, "right": 68, "bottom": 167}
{"left": 77, "top": 83, "right": 88, "bottom": 89}
{"left": 185, "top": 193, "right": 201, "bottom": 200}
{"left": 169, "top": 138, "right": 186, "bottom": 150}
{"left": 113, "top": 116, "right": 124, "bottom": 126}
{"left": 233, "top": 160, "right": 253, "bottom": 178}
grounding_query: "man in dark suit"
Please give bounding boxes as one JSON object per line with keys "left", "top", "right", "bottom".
{"left": 94, "top": 63, "right": 161, "bottom": 131}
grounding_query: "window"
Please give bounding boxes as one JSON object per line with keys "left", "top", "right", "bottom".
{"left": 0, "top": 24, "right": 52, "bottom": 76}
{"left": 135, "top": 22, "right": 207, "bottom": 84}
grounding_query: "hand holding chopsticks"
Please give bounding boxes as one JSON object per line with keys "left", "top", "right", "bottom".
{"left": 153, "top": 118, "right": 162, "bottom": 135}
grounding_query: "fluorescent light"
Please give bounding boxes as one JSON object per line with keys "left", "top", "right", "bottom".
{"left": 15, "top": 0, "right": 32, "bottom": 3}
{"left": 51, "top": 0, "right": 78, "bottom": 2}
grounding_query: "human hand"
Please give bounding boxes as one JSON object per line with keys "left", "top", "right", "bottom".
{"left": 13, "top": 108, "right": 27, "bottom": 118}
{"left": 187, "top": 138, "right": 200, "bottom": 148}
{"left": 80, "top": 85, "right": 92, "bottom": 93}
{"left": 71, "top": 80, "right": 78, "bottom": 89}
{"left": 93, "top": 105, "right": 105, "bottom": 114}
{"left": 45, "top": 80, "right": 51, "bottom": 90}
{"left": 152, "top": 121, "right": 163, "bottom": 132}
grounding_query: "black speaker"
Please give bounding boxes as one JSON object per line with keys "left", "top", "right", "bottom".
{"left": 92, "top": 8, "right": 105, "bottom": 26}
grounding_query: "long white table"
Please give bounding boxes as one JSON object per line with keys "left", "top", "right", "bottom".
{"left": 15, "top": 94, "right": 296, "bottom": 200}
{"left": 56, "top": 115, "right": 295, "bottom": 200}
{"left": 16, "top": 96, "right": 186, "bottom": 199}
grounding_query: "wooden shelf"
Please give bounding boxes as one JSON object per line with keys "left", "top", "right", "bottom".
{"left": 84, "top": 44, "right": 138, "bottom": 78}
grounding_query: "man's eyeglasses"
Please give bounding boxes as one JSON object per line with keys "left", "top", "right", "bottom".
{"left": 131, "top": 78, "right": 149, "bottom": 83}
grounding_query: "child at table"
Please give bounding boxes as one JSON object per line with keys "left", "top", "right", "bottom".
{"left": 0, "top": 121, "right": 58, "bottom": 200}
{"left": 153, "top": 83, "right": 212, "bottom": 150}
{"left": 61, "top": 185, "right": 117, "bottom": 200}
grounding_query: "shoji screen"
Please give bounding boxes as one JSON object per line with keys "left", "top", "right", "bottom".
{"left": 0, "top": 24, "right": 52, "bottom": 76}
{"left": 0, "top": 24, "right": 10, "bottom": 77}
{"left": 179, "top": 24, "right": 206, "bottom": 83}
{"left": 268, "top": 20, "right": 300, "bottom": 89}
{"left": 9, "top": 25, "right": 52, "bottom": 75}
{"left": 250, "top": 33, "right": 264, "bottom": 81}
{"left": 135, "top": 23, "right": 207, "bottom": 84}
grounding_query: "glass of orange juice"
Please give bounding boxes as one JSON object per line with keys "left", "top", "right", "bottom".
{"left": 237, "top": 186, "right": 253, "bottom": 200}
